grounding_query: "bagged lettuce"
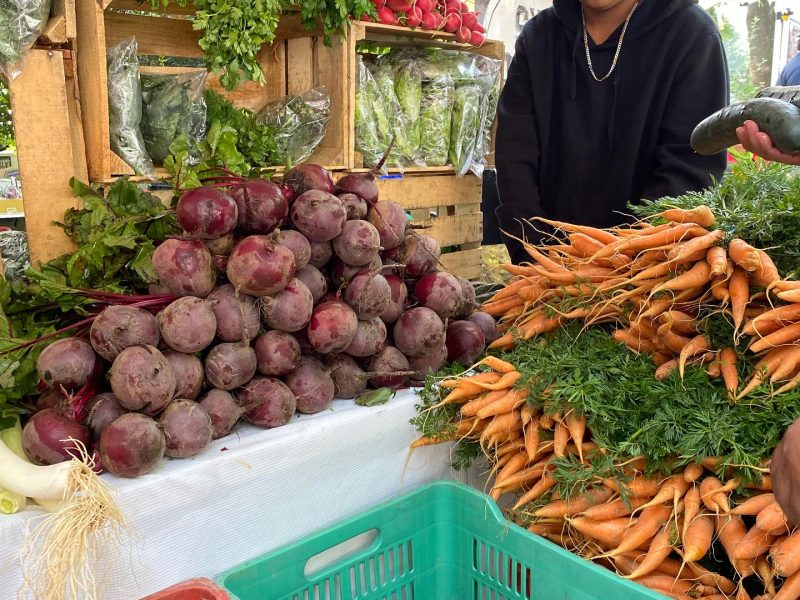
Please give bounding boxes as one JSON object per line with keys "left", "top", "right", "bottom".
{"left": 355, "top": 56, "right": 385, "bottom": 168}
{"left": 419, "top": 75, "right": 454, "bottom": 167}
{"left": 0, "top": 0, "right": 51, "bottom": 78}
{"left": 449, "top": 83, "right": 482, "bottom": 175}
{"left": 257, "top": 87, "right": 331, "bottom": 165}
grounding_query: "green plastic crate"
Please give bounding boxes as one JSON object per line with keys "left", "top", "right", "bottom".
{"left": 216, "top": 481, "right": 665, "bottom": 600}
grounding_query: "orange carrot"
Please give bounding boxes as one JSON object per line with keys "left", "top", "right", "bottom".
{"left": 480, "top": 410, "right": 521, "bottom": 441}
{"left": 679, "top": 334, "right": 711, "bottom": 378}
{"left": 613, "top": 329, "right": 661, "bottom": 354}
{"left": 730, "top": 267, "right": 750, "bottom": 331}
{"left": 729, "top": 238, "right": 762, "bottom": 272}
{"left": 624, "top": 522, "right": 677, "bottom": 579}
{"left": 751, "top": 249, "right": 780, "bottom": 288}
{"left": 685, "top": 563, "right": 737, "bottom": 595}
{"left": 653, "top": 261, "right": 712, "bottom": 294}
{"left": 774, "top": 570, "right": 800, "bottom": 600}
{"left": 730, "top": 524, "right": 775, "bottom": 561}
{"left": 755, "top": 501, "right": 788, "bottom": 536}
{"left": 605, "top": 476, "right": 662, "bottom": 499}
{"left": 731, "top": 493, "right": 775, "bottom": 516}
{"left": 567, "top": 517, "right": 635, "bottom": 548}
{"left": 771, "top": 530, "right": 800, "bottom": 577}
{"left": 744, "top": 475, "right": 772, "bottom": 492}
{"left": 749, "top": 321, "right": 800, "bottom": 354}
{"left": 658, "top": 205, "right": 715, "bottom": 227}
{"left": 565, "top": 411, "right": 586, "bottom": 461}
{"left": 461, "top": 389, "right": 508, "bottom": 418}
{"left": 637, "top": 475, "right": 690, "bottom": 513}
{"left": 682, "top": 515, "right": 714, "bottom": 562}
{"left": 475, "top": 355, "right": 517, "bottom": 374}
{"left": 710, "top": 274, "right": 731, "bottom": 304}
{"left": 491, "top": 452, "right": 529, "bottom": 500}
{"left": 660, "top": 310, "right": 697, "bottom": 335}
{"left": 683, "top": 463, "right": 704, "bottom": 483}
{"left": 513, "top": 471, "right": 557, "bottom": 509}
{"left": 534, "top": 487, "right": 615, "bottom": 519}
{"left": 667, "top": 230, "right": 725, "bottom": 263}
{"left": 631, "top": 573, "right": 694, "bottom": 597}
{"left": 603, "top": 504, "right": 673, "bottom": 558}
{"left": 487, "top": 277, "right": 531, "bottom": 302}
{"left": 719, "top": 347, "right": 738, "bottom": 399}
{"left": 777, "top": 288, "right": 800, "bottom": 303}
{"left": 476, "top": 388, "right": 527, "bottom": 419}
{"left": 501, "top": 263, "right": 539, "bottom": 277}
{"left": 553, "top": 417, "right": 570, "bottom": 458}
{"left": 532, "top": 217, "right": 621, "bottom": 245}
{"left": 744, "top": 303, "right": 800, "bottom": 335}
{"left": 699, "top": 477, "right": 728, "bottom": 513}
{"left": 655, "top": 359, "right": 679, "bottom": 381}
{"left": 593, "top": 223, "right": 705, "bottom": 260}
{"left": 769, "top": 345, "right": 800, "bottom": 383}
{"left": 715, "top": 515, "right": 751, "bottom": 575}
{"left": 525, "top": 246, "right": 570, "bottom": 273}
{"left": 482, "top": 296, "right": 524, "bottom": 316}
{"left": 706, "top": 246, "right": 728, "bottom": 277}
{"left": 582, "top": 495, "right": 654, "bottom": 521}
{"left": 524, "top": 422, "right": 541, "bottom": 463}
{"left": 682, "top": 486, "right": 701, "bottom": 541}
{"left": 658, "top": 325, "right": 692, "bottom": 354}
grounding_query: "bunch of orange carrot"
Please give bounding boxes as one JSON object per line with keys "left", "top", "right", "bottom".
{"left": 482, "top": 205, "right": 800, "bottom": 401}
{"left": 412, "top": 356, "right": 797, "bottom": 600}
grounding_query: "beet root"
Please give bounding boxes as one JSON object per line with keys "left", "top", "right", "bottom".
{"left": 334, "top": 173, "right": 379, "bottom": 205}
{"left": 199, "top": 389, "right": 243, "bottom": 439}
{"left": 37, "top": 337, "right": 98, "bottom": 390}
{"left": 295, "top": 264, "right": 328, "bottom": 304}
{"left": 207, "top": 284, "right": 261, "bottom": 343}
{"left": 253, "top": 332, "right": 299, "bottom": 378}
{"left": 152, "top": 239, "right": 216, "bottom": 298}
{"left": 36, "top": 390, "right": 65, "bottom": 412}
{"left": 158, "top": 296, "right": 217, "bottom": 353}
{"left": 274, "top": 229, "right": 311, "bottom": 269}
{"left": 86, "top": 393, "right": 128, "bottom": 439}
{"left": 90, "top": 305, "right": 160, "bottom": 361}
{"left": 204, "top": 343, "right": 258, "bottom": 390}
{"left": 368, "top": 201, "right": 406, "bottom": 250}
{"left": 333, "top": 220, "right": 381, "bottom": 266}
{"left": 176, "top": 186, "right": 238, "bottom": 239}
{"left": 99, "top": 412, "right": 165, "bottom": 477}
{"left": 344, "top": 270, "right": 391, "bottom": 320}
{"left": 307, "top": 300, "right": 359, "bottom": 354}
{"left": 159, "top": 399, "right": 213, "bottom": 459}
{"left": 403, "top": 234, "right": 441, "bottom": 277}
{"left": 204, "top": 233, "right": 235, "bottom": 256}
{"left": 380, "top": 274, "right": 408, "bottom": 324}
{"left": 290, "top": 190, "right": 347, "bottom": 242}
{"left": 283, "top": 164, "right": 334, "bottom": 200}
{"left": 109, "top": 345, "right": 176, "bottom": 414}
{"left": 393, "top": 307, "right": 446, "bottom": 358}
{"left": 339, "top": 193, "right": 369, "bottom": 220}
{"left": 468, "top": 311, "right": 500, "bottom": 344}
{"left": 456, "top": 277, "right": 477, "bottom": 318}
{"left": 445, "top": 320, "right": 486, "bottom": 366}
{"left": 227, "top": 235, "right": 297, "bottom": 297}
{"left": 260, "top": 277, "right": 313, "bottom": 333}
{"left": 368, "top": 346, "right": 410, "bottom": 389}
{"left": 162, "top": 351, "right": 204, "bottom": 401}
{"left": 346, "top": 318, "right": 387, "bottom": 358}
{"left": 23, "top": 409, "right": 90, "bottom": 466}
{"left": 327, "top": 355, "right": 368, "bottom": 399}
{"left": 231, "top": 179, "right": 289, "bottom": 234}
{"left": 414, "top": 271, "right": 464, "bottom": 319}
{"left": 286, "top": 358, "right": 335, "bottom": 414}
{"left": 308, "top": 240, "right": 333, "bottom": 268}
{"left": 409, "top": 343, "right": 447, "bottom": 382}
{"left": 243, "top": 377, "right": 297, "bottom": 428}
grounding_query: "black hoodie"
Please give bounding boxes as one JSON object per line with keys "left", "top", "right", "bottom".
{"left": 495, "top": 0, "right": 729, "bottom": 264}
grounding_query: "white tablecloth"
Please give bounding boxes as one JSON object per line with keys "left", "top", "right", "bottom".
{"left": 0, "top": 390, "right": 463, "bottom": 599}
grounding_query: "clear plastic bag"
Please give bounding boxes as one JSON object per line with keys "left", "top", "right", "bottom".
{"left": 449, "top": 83, "right": 483, "bottom": 176}
{"left": 256, "top": 87, "right": 331, "bottom": 166}
{"left": 106, "top": 38, "right": 154, "bottom": 177}
{"left": 140, "top": 71, "right": 207, "bottom": 164}
{"left": 0, "top": 0, "right": 51, "bottom": 79}
{"left": 0, "top": 230, "right": 29, "bottom": 281}
{"left": 370, "top": 61, "right": 413, "bottom": 169}
{"left": 377, "top": 51, "right": 423, "bottom": 165}
{"left": 354, "top": 56, "right": 385, "bottom": 169}
{"left": 419, "top": 74, "right": 455, "bottom": 167}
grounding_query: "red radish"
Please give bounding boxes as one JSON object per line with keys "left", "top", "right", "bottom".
{"left": 461, "top": 11, "right": 478, "bottom": 28}
{"left": 386, "top": 0, "right": 413, "bottom": 11}
{"left": 99, "top": 413, "right": 165, "bottom": 477}
{"left": 415, "top": 0, "right": 434, "bottom": 11}
{"left": 368, "top": 201, "right": 407, "bottom": 250}
{"left": 309, "top": 240, "right": 333, "bottom": 268}
{"left": 230, "top": 180, "right": 288, "bottom": 234}
{"left": 360, "top": 13, "right": 373, "bottom": 21}
{"left": 260, "top": 278, "right": 314, "bottom": 332}
{"left": 295, "top": 265, "right": 328, "bottom": 304}
{"left": 414, "top": 271, "right": 464, "bottom": 319}
{"left": 380, "top": 274, "right": 408, "bottom": 324}
{"left": 406, "top": 6, "right": 423, "bottom": 26}
{"left": 456, "top": 26, "right": 471, "bottom": 43}
{"left": 473, "top": 22, "right": 485, "bottom": 33}
{"left": 468, "top": 311, "right": 500, "bottom": 344}
{"left": 290, "top": 191, "right": 347, "bottom": 242}
{"left": 409, "top": 343, "right": 447, "bottom": 382}
{"left": 158, "top": 297, "right": 217, "bottom": 353}
{"left": 152, "top": 239, "right": 216, "bottom": 298}
{"left": 339, "top": 193, "right": 369, "bottom": 220}
{"left": 444, "top": 12, "right": 461, "bottom": 32}
{"left": 394, "top": 307, "right": 445, "bottom": 357}
{"left": 176, "top": 187, "right": 238, "bottom": 240}
{"left": 159, "top": 399, "right": 213, "bottom": 459}
{"left": 199, "top": 390, "right": 243, "bottom": 439}
{"left": 282, "top": 164, "right": 334, "bottom": 201}
{"left": 274, "top": 230, "right": 311, "bottom": 270}
{"left": 110, "top": 345, "right": 176, "bottom": 413}
{"left": 445, "top": 320, "right": 486, "bottom": 365}
{"left": 286, "top": 358, "right": 335, "bottom": 414}
{"left": 470, "top": 30, "right": 485, "bottom": 46}
{"left": 244, "top": 377, "right": 296, "bottom": 428}
{"left": 421, "top": 12, "right": 437, "bottom": 29}
{"left": 372, "top": 0, "right": 385, "bottom": 7}
{"left": 255, "top": 330, "right": 301, "bottom": 376}
{"left": 227, "top": 235, "right": 297, "bottom": 296}
{"left": 308, "top": 300, "right": 359, "bottom": 354}
{"left": 345, "top": 270, "right": 391, "bottom": 320}
{"left": 207, "top": 284, "right": 261, "bottom": 343}
{"left": 431, "top": 10, "right": 445, "bottom": 28}
{"left": 444, "top": 0, "right": 461, "bottom": 11}
{"left": 37, "top": 337, "right": 97, "bottom": 390}
{"left": 333, "top": 220, "right": 381, "bottom": 266}
{"left": 368, "top": 347, "right": 410, "bottom": 389}
{"left": 376, "top": 6, "right": 400, "bottom": 25}
{"left": 204, "top": 343, "right": 258, "bottom": 390}
{"left": 346, "top": 318, "right": 387, "bottom": 357}
{"left": 86, "top": 393, "right": 128, "bottom": 439}
{"left": 163, "top": 351, "right": 204, "bottom": 401}
{"left": 90, "top": 306, "right": 160, "bottom": 362}
{"left": 23, "top": 409, "right": 90, "bottom": 466}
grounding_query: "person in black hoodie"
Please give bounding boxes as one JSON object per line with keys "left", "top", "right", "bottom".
{"left": 495, "top": 0, "right": 729, "bottom": 264}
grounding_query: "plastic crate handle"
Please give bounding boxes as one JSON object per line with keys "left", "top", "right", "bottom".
{"left": 303, "top": 528, "right": 381, "bottom": 579}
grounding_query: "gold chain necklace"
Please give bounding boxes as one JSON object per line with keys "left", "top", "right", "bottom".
{"left": 582, "top": 2, "right": 639, "bottom": 82}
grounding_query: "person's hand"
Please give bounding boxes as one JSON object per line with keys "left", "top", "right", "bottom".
{"left": 771, "top": 418, "right": 800, "bottom": 527}
{"left": 735, "top": 120, "right": 800, "bottom": 165}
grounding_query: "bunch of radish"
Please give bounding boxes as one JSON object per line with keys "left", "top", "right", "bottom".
{"left": 21, "top": 160, "right": 499, "bottom": 480}
{"left": 366, "top": 0, "right": 487, "bottom": 47}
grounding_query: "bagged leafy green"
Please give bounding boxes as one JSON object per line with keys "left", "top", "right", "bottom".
{"left": 370, "top": 61, "right": 413, "bottom": 168}
{"left": 140, "top": 71, "right": 207, "bottom": 164}
{"left": 378, "top": 52, "right": 423, "bottom": 163}
{"left": 257, "top": 87, "right": 331, "bottom": 166}
{"left": 450, "top": 83, "right": 482, "bottom": 176}
{"left": 419, "top": 74, "right": 454, "bottom": 166}
{"left": 355, "top": 56, "right": 385, "bottom": 168}
{"left": 0, "top": 0, "right": 51, "bottom": 78}
{"left": 472, "top": 69, "right": 501, "bottom": 177}
{"left": 106, "top": 38, "right": 154, "bottom": 177}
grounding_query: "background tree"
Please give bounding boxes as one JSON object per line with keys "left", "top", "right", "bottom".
{"left": 747, "top": 0, "right": 776, "bottom": 89}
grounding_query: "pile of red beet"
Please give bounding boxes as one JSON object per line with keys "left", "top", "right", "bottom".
{"left": 364, "top": 0, "right": 487, "bottom": 47}
{"left": 22, "top": 163, "right": 499, "bottom": 479}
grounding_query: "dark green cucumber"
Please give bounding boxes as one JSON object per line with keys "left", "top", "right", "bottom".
{"left": 690, "top": 97, "right": 800, "bottom": 155}
{"left": 757, "top": 85, "right": 800, "bottom": 107}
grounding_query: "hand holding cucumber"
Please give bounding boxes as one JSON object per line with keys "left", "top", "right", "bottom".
{"left": 735, "top": 120, "right": 800, "bottom": 165}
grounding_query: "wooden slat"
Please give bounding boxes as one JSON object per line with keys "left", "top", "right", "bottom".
{"left": 75, "top": 0, "right": 112, "bottom": 181}
{"left": 440, "top": 248, "right": 483, "bottom": 280}
{"left": 413, "top": 213, "right": 482, "bottom": 248}
{"left": 105, "top": 11, "right": 201, "bottom": 58}
{"left": 262, "top": 42, "right": 288, "bottom": 101}
{"left": 64, "top": 55, "right": 88, "bottom": 180}
{"left": 9, "top": 50, "right": 81, "bottom": 264}
{"left": 39, "top": 16, "right": 68, "bottom": 45}
{"left": 286, "top": 37, "right": 314, "bottom": 94}
{"left": 309, "top": 34, "right": 347, "bottom": 167}
{"left": 372, "top": 174, "right": 482, "bottom": 210}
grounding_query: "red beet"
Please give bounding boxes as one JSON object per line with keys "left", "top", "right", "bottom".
{"left": 368, "top": 346, "right": 410, "bottom": 389}
{"left": 445, "top": 320, "right": 486, "bottom": 366}
{"left": 338, "top": 193, "right": 369, "bottom": 220}
{"left": 204, "top": 233, "right": 235, "bottom": 256}
{"left": 346, "top": 317, "right": 387, "bottom": 357}
{"left": 456, "top": 276, "right": 477, "bottom": 317}
{"left": 468, "top": 311, "right": 500, "bottom": 344}
{"left": 381, "top": 244, "right": 405, "bottom": 265}
{"left": 282, "top": 164, "right": 334, "bottom": 201}
{"left": 334, "top": 174, "right": 379, "bottom": 205}
{"left": 199, "top": 389, "right": 243, "bottom": 439}
{"left": 36, "top": 390, "right": 64, "bottom": 412}
{"left": 158, "top": 297, "right": 217, "bottom": 353}
{"left": 290, "top": 190, "right": 347, "bottom": 242}
{"left": 393, "top": 307, "right": 445, "bottom": 357}
{"left": 110, "top": 345, "right": 177, "bottom": 414}
{"left": 403, "top": 234, "right": 441, "bottom": 277}
{"left": 227, "top": 235, "right": 296, "bottom": 296}
{"left": 204, "top": 343, "right": 258, "bottom": 390}
{"left": 308, "top": 300, "right": 359, "bottom": 354}
{"left": 159, "top": 399, "right": 213, "bottom": 458}
{"left": 90, "top": 305, "right": 160, "bottom": 362}
{"left": 260, "top": 277, "right": 314, "bottom": 332}
{"left": 331, "top": 256, "right": 381, "bottom": 287}
{"left": 295, "top": 264, "right": 328, "bottom": 304}
{"left": 152, "top": 239, "right": 216, "bottom": 298}
{"left": 274, "top": 229, "right": 311, "bottom": 269}
{"left": 230, "top": 179, "right": 288, "bottom": 234}
{"left": 368, "top": 201, "right": 407, "bottom": 250}
{"left": 380, "top": 274, "right": 408, "bottom": 324}
{"left": 308, "top": 240, "right": 333, "bottom": 268}
{"left": 409, "top": 343, "right": 448, "bottom": 382}
{"left": 37, "top": 337, "right": 97, "bottom": 390}
{"left": 333, "top": 220, "right": 381, "bottom": 266}
{"left": 163, "top": 351, "right": 204, "bottom": 400}
{"left": 176, "top": 186, "right": 238, "bottom": 239}
{"left": 327, "top": 355, "right": 368, "bottom": 399}
{"left": 85, "top": 393, "right": 128, "bottom": 439}
{"left": 99, "top": 413, "right": 165, "bottom": 477}
{"left": 286, "top": 358, "right": 335, "bottom": 414}
{"left": 254, "top": 330, "right": 301, "bottom": 376}
{"left": 23, "top": 409, "right": 90, "bottom": 466}
{"left": 243, "top": 376, "right": 297, "bottom": 427}
{"left": 344, "top": 270, "right": 391, "bottom": 320}
{"left": 414, "top": 271, "right": 463, "bottom": 319}
{"left": 207, "top": 284, "right": 261, "bottom": 343}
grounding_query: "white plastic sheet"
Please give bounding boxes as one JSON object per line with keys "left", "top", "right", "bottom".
{"left": 0, "top": 391, "right": 462, "bottom": 599}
